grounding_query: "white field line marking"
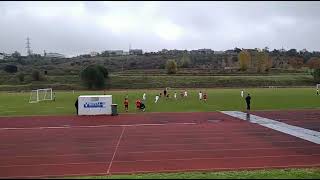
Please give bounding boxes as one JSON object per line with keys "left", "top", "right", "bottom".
{"left": 3, "top": 146, "right": 317, "bottom": 159}
{"left": 3, "top": 164, "right": 320, "bottom": 179}
{"left": 0, "top": 123, "right": 197, "bottom": 131}
{"left": 0, "top": 172, "right": 108, "bottom": 179}
{"left": 109, "top": 164, "right": 320, "bottom": 175}
{"left": 112, "top": 154, "right": 320, "bottom": 163}
{"left": 0, "top": 162, "right": 107, "bottom": 168}
{"left": 2, "top": 154, "right": 320, "bottom": 168}
{"left": 107, "top": 127, "right": 125, "bottom": 174}
{"left": 221, "top": 111, "right": 320, "bottom": 144}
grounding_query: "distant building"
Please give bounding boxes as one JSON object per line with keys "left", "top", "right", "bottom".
{"left": 102, "top": 50, "right": 124, "bottom": 56}
{"left": 129, "top": 49, "right": 143, "bottom": 55}
{"left": 161, "top": 49, "right": 169, "bottom": 54}
{"left": 198, "top": 49, "right": 213, "bottom": 54}
{"left": 224, "top": 49, "right": 238, "bottom": 56}
{"left": 214, "top": 51, "right": 224, "bottom": 55}
{"left": 0, "top": 53, "right": 4, "bottom": 60}
{"left": 45, "top": 53, "right": 66, "bottom": 58}
{"left": 90, "top": 51, "right": 99, "bottom": 57}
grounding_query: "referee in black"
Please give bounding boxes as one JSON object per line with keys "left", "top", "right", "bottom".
{"left": 245, "top": 93, "right": 251, "bottom": 112}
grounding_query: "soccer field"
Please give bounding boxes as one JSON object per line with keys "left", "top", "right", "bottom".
{"left": 0, "top": 88, "right": 319, "bottom": 116}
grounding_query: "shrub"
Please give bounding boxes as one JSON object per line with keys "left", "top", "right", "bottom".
{"left": 17, "top": 73, "right": 25, "bottom": 82}
{"left": 32, "top": 70, "right": 41, "bottom": 81}
{"left": 4, "top": 65, "right": 18, "bottom": 73}
{"left": 166, "top": 59, "right": 178, "bottom": 74}
{"left": 312, "top": 69, "right": 320, "bottom": 83}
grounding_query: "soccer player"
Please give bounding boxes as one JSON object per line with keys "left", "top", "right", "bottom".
{"left": 140, "top": 101, "right": 146, "bottom": 112}
{"left": 180, "top": 91, "right": 184, "bottom": 98}
{"left": 124, "top": 98, "right": 129, "bottom": 112}
{"left": 245, "top": 94, "right": 251, "bottom": 112}
{"left": 199, "top": 91, "right": 202, "bottom": 100}
{"left": 241, "top": 89, "right": 244, "bottom": 98}
{"left": 317, "top": 88, "right": 319, "bottom": 95}
{"left": 203, "top": 92, "right": 207, "bottom": 102}
{"left": 164, "top": 88, "right": 167, "bottom": 97}
{"left": 53, "top": 92, "right": 56, "bottom": 101}
{"left": 174, "top": 92, "right": 177, "bottom": 99}
{"left": 143, "top": 92, "right": 146, "bottom": 101}
{"left": 155, "top": 94, "right": 159, "bottom": 103}
{"left": 136, "top": 99, "right": 141, "bottom": 110}
{"left": 184, "top": 90, "right": 188, "bottom": 98}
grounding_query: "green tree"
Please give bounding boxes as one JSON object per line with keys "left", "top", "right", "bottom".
{"left": 32, "top": 70, "right": 41, "bottom": 81}
{"left": 312, "top": 69, "right": 320, "bottom": 83}
{"left": 80, "top": 65, "right": 109, "bottom": 89}
{"left": 166, "top": 59, "right": 178, "bottom": 74}
{"left": 238, "top": 50, "right": 251, "bottom": 71}
{"left": 179, "top": 53, "right": 191, "bottom": 68}
{"left": 4, "top": 65, "right": 18, "bottom": 73}
{"left": 12, "top": 51, "right": 21, "bottom": 58}
{"left": 17, "top": 73, "right": 24, "bottom": 82}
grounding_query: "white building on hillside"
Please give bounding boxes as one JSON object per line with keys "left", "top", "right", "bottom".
{"left": 45, "top": 52, "right": 66, "bottom": 58}
{"left": 0, "top": 53, "right": 4, "bottom": 60}
{"left": 90, "top": 51, "right": 99, "bottom": 57}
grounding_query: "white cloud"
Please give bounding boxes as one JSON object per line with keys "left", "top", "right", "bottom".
{"left": 154, "top": 21, "right": 184, "bottom": 41}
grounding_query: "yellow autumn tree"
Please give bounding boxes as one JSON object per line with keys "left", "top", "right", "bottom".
{"left": 257, "top": 51, "right": 269, "bottom": 72}
{"left": 238, "top": 50, "right": 251, "bottom": 71}
{"left": 265, "top": 56, "right": 273, "bottom": 71}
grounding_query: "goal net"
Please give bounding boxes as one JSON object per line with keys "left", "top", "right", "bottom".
{"left": 29, "top": 88, "right": 53, "bottom": 103}
{"left": 317, "top": 84, "right": 320, "bottom": 89}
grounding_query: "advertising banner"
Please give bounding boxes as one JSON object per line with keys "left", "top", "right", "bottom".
{"left": 78, "top": 95, "right": 112, "bottom": 115}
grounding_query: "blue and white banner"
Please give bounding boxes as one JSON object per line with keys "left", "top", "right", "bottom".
{"left": 78, "top": 95, "right": 112, "bottom": 115}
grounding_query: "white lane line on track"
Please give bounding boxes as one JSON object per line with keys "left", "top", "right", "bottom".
{"left": 2, "top": 146, "right": 318, "bottom": 159}
{"left": 221, "top": 111, "right": 320, "bottom": 144}
{"left": 107, "top": 127, "right": 125, "bottom": 174}
{"left": 3, "top": 164, "right": 320, "bottom": 179}
{"left": 0, "top": 122, "right": 197, "bottom": 131}
{"left": 1, "top": 154, "right": 320, "bottom": 168}
{"left": 2, "top": 154, "right": 320, "bottom": 169}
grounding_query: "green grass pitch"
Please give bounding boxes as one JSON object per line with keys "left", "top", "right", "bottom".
{"left": 0, "top": 88, "right": 319, "bottom": 116}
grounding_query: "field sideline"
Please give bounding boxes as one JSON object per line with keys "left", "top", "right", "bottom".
{"left": 0, "top": 88, "right": 319, "bottom": 116}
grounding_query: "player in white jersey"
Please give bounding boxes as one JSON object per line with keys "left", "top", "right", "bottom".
{"left": 155, "top": 95, "right": 159, "bottom": 103}
{"left": 184, "top": 90, "right": 188, "bottom": 97}
{"left": 143, "top": 92, "right": 146, "bottom": 101}
{"left": 199, "top": 91, "right": 202, "bottom": 100}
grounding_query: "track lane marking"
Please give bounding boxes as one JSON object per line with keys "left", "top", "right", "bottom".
{"left": 0, "top": 122, "right": 197, "bottom": 131}
{"left": 107, "top": 127, "right": 125, "bottom": 174}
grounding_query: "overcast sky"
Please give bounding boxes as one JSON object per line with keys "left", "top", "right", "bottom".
{"left": 1, "top": 1, "right": 320, "bottom": 57}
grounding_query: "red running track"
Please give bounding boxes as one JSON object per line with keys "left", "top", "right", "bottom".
{"left": 0, "top": 111, "right": 319, "bottom": 178}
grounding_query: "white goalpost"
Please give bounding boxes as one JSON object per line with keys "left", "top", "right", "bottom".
{"left": 29, "top": 88, "right": 53, "bottom": 103}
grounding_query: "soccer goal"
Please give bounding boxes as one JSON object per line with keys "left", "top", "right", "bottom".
{"left": 29, "top": 88, "right": 53, "bottom": 103}
{"left": 317, "top": 84, "right": 320, "bottom": 89}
